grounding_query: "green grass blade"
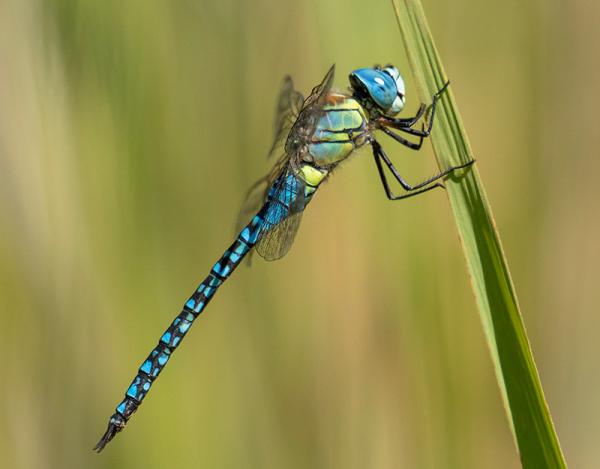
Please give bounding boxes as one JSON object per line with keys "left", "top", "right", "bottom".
{"left": 390, "top": 1, "right": 567, "bottom": 467}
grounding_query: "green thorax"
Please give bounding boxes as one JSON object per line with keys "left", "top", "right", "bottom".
{"left": 293, "top": 94, "right": 369, "bottom": 201}
{"left": 306, "top": 93, "right": 369, "bottom": 167}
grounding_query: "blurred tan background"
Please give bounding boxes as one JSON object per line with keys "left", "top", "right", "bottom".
{"left": 1, "top": 0, "right": 598, "bottom": 468}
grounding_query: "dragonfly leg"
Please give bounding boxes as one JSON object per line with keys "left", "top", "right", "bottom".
{"left": 390, "top": 103, "right": 427, "bottom": 128}
{"left": 387, "top": 125, "right": 428, "bottom": 138}
{"left": 380, "top": 126, "right": 424, "bottom": 150}
{"left": 371, "top": 140, "right": 473, "bottom": 200}
{"left": 379, "top": 81, "right": 450, "bottom": 135}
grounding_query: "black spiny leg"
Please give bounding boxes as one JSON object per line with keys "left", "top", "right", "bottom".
{"left": 380, "top": 81, "right": 450, "bottom": 137}
{"left": 371, "top": 140, "right": 474, "bottom": 201}
{"left": 380, "top": 126, "right": 424, "bottom": 150}
{"left": 373, "top": 153, "right": 444, "bottom": 201}
{"left": 391, "top": 103, "right": 427, "bottom": 128}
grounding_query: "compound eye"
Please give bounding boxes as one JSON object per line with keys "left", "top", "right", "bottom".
{"left": 390, "top": 94, "right": 405, "bottom": 114}
{"left": 349, "top": 67, "right": 403, "bottom": 115}
{"left": 395, "top": 75, "right": 405, "bottom": 99}
{"left": 383, "top": 66, "right": 400, "bottom": 81}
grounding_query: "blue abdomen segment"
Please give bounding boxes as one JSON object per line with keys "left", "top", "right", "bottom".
{"left": 94, "top": 208, "right": 267, "bottom": 452}
{"left": 265, "top": 171, "right": 304, "bottom": 225}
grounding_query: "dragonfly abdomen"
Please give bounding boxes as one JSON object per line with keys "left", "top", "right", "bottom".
{"left": 94, "top": 210, "right": 267, "bottom": 451}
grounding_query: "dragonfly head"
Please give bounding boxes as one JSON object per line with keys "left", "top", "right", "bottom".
{"left": 349, "top": 65, "right": 406, "bottom": 117}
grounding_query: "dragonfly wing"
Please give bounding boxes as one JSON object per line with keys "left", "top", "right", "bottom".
{"left": 235, "top": 175, "right": 269, "bottom": 234}
{"left": 237, "top": 65, "right": 336, "bottom": 261}
{"left": 268, "top": 76, "right": 304, "bottom": 159}
{"left": 235, "top": 148, "right": 292, "bottom": 235}
{"left": 283, "top": 64, "right": 336, "bottom": 158}
{"left": 266, "top": 64, "right": 336, "bottom": 167}
{"left": 300, "top": 64, "right": 335, "bottom": 110}
{"left": 255, "top": 211, "right": 304, "bottom": 261}
{"left": 255, "top": 167, "right": 307, "bottom": 261}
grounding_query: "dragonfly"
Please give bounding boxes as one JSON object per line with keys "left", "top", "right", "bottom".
{"left": 94, "top": 64, "right": 474, "bottom": 451}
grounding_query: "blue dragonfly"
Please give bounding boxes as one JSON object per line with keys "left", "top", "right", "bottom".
{"left": 94, "top": 64, "right": 473, "bottom": 451}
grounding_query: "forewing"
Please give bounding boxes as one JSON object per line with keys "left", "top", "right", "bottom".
{"left": 300, "top": 64, "right": 336, "bottom": 111}
{"left": 255, "top": 212, "right": 304, "bottom": 261}
{"left": 235, "top": 176, "right": 270, "bottom": 234}
{"left": 255, "top": 167, "right": 307, "bottom": 261}
{"left": 268, "top": 76, "right": 304, "bottom": 159}
{"left": 235, "top": 150, "right": 291, "bottom": 234}
{"left": 284, "top": 64, "right": 336, "bottom": 159}
{"left": 236, "top": 66, "right": 335, "bottom": 261}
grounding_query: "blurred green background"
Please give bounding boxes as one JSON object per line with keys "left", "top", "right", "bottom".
{"left": 1, "top": 0, "right": 598, "bottom": 468}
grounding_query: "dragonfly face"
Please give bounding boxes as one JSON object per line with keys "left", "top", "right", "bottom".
{"left": 349, "top": 65, "right": 406, "bottom": 117}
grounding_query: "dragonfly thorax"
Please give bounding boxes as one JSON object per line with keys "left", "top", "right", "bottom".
{"left": 305, "top": 93, "right": 369, "bottom": 167}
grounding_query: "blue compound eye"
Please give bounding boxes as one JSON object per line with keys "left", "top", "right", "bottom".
{"left": 350, "top": 65, "right": 406, "bottom": 116}
{"left": 383, "top": 65, "right": 406, "bottom": 113}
